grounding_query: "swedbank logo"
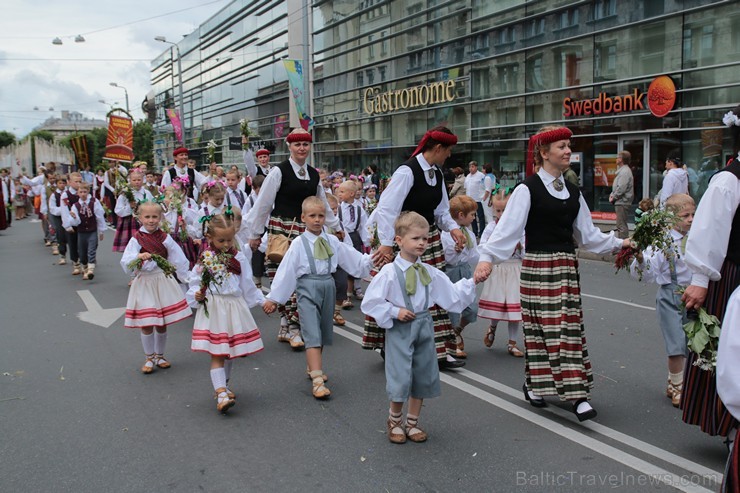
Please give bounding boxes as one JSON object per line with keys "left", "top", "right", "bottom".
{"left": 363, "top": 80, "right": 457, "bottom": 116}
{"left": 563, "top": 75, "right": 675, "bottom": 118}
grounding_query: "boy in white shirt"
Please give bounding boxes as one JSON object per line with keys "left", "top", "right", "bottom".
{"left": 630, "top": 193, "right": 694, "bottom": 407}
{"left": 63, "top": 183, "right": 106, "bottom": 280}
{"left": 225, "top": 169, "right": 248, "bottom": 213}
{"left": 361, "top": 212, "right": 476, "bottom": 444}
{"left": 336, "top": 180, "right": 369, "bottom": 304}
{"left": 48, "top": 176, "right": 68, "bottom": 263}
{"left": 264, "top": 196, "right": 373, "bottom": 399}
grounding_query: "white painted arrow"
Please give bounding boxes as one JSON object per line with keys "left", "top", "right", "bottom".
{"left": 76, "top": 290, "right": 125, "bottom": 328}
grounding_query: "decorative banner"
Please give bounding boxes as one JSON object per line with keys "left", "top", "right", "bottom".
{"left": 283, "top": 60, "right": 315, "bottom": 131}
{"left": 166, "top": 108, "right": 183, "bottom": 143}
{"left": 103, "top": 113, "right": 134, "bottom": 162}
{"left": 70, "top": 135, "right": 90, "bottom": 169}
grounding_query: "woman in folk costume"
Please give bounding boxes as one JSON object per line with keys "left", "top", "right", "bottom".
{"left": 242, "top": 127, "right": 341, "bottom": 350}
{"left": 474, "top": 126, "right": 629, "bottom": 421}
{"left": 363, "top": 126, "right": 469, "bottom": 370}
{"left": 683, "top": 104, "right": 740, "bottom": 492}
{"left": 113, "top": 170, "right": 153, "bottom": 252}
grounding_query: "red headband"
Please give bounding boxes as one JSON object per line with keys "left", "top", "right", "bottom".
{"left": 173, "top": 147, "right": 189, "bottom": 157}
{"left": 526, "top": 127, "right": 573, "bottom": 176}
{"left": 286, "top": 132, "right": 312, "bottom": 143}
{"left": 255, "top": 149, "right": 270, "bottom": 157}
{"left": 411, "top": 130, "right": 458, "bottom": 157}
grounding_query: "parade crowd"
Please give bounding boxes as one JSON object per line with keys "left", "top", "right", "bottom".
{"left": 1, "top": 105, "right": 740, "bottom": 491}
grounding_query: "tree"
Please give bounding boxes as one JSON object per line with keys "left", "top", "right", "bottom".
{"left": 60, "top": 128, "right": 108, "bottom": 170}
{"left": 133, "top": 119, "right": 153, "bottom": 164}
{"left": 24, "top": 130, "right": 55, "bottom": 144}
{"left": 0, "top": 130, "right": 16, "bottom": 148}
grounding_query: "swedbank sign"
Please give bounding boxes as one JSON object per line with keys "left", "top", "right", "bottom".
{"left": 363, "top": 80, "right": 457, "bottom": 116}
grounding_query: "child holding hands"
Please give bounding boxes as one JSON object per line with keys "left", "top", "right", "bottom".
{"left": 187, "top": 212, "right": 265, "bottom": 413}
{"left": 361, "top": 212, "right": 477, "bottom": 443}
{"left": 263, "top": 196, "right": 373, "bottom": 399}
{"left": 630, "top": 193, "right": 695, "bottom": 407}
{"left": 62, "top": 183, "right": 106, "bottom": 280}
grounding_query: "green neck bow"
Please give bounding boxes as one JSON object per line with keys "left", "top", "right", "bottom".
{"left": 314, "top": 236, "right": 334, "bottom": 260}
{"left": 405, "top": 263, "right": 432, "bottom": 295}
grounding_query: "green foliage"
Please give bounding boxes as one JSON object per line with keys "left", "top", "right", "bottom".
{"left": 0, "top": 130, "right": 16, "bottom": 148}
{"left": 25, "top": 130, "right": 55, "bottom": 144}
{"left": 133, "top": 119, "right": 153, "bottom": 164}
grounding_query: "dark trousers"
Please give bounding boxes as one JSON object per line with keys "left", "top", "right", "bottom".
{"left": 473, "top": 201, "right": 487, "bottom": 237}
{"left": 251, "top": 250, "right": 265, "bottom": 278}
{"left": 332, "top": 268, "right": 348, "bottom": 303}
{"left": 615, "top": 204, "right": 630, "bottom": 239}
{"left": 104, "top": 189, "right": 117, "bottom": 227}
{"left": 67, "top": 229, "right": 79, "bottom": 263}
{"left": 48, "top": 214, "right": 67, "bottom": 256}
{"left": 78, "top": 231, "right": 98, "bottom": 265}
{"left": 6, "top": 206, "right": 11, "bottom": 226}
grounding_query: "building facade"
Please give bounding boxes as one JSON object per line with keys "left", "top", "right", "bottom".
{"left": 151, "top": 0, "right": 740, "bottom": 217}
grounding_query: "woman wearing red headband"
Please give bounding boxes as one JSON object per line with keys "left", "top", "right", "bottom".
{"left": 362, "top": 126, "right": 468, "bottom": 369}
{"left": 243, "top": 127, "right": 341, "bottom": 349}
{"left": 475, "top": 125, "right": 630, "bottom": 421}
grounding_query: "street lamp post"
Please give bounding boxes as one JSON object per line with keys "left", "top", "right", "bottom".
{"left": 154, "top": 36, "right": 185, "bottom": 144}
{"left": 109, "top": 82, "right": 130, "bottom": 114}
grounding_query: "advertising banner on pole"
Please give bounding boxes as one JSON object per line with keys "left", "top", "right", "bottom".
{"left": 283, "top": 59, "right": 315, "bottom": 131}
{"left": 166, "top": 108, "right": 183, "bottom": 143}
{"left": 103, "top": 113, "right": 134, "bottom": 162}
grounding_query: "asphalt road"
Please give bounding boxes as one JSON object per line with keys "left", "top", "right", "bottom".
{"left": 0, "top": 219, "right": 728, "bottom": 492}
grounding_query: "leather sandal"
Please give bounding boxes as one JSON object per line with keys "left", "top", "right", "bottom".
{"left": 507, "top": 341, "right": 524, "bottom": 357}
{"left": 483, "top": 325, "right": 496, "bottom": 348}
{"left": 405, "top": 414, "right": 427, "bottom": 443}
{"left": 333, "top": 311, "right": 346, "bottom": 326}
{"left": 141, "top": 354, "right": 156, "bottom": 374}
{"left": 154, "top": 354, "right": 171, "bottom": 369}
{"left": 453, "top": 327, "right": 467, "bottom": 358}
{"left": 215, "top": 387, "right": 235, "bottom": 413}
{"left": 311, "top": 376, "right": 331, "bottom": 399}
{"left": 387, "top": 416, "right": 406, "bottom": 444}
{"left": 306, "top": 368, "right": 328, "bottom": 382}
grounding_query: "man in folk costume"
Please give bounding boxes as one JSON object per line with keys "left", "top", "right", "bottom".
{"left": 102, "top": 160, "right": 128, "bottom": 227}
{"left": 243, "top": 128, "right": 341, "bottom": 349}
{"left": 684, "top": 104, "right": 740, "bottom": 492}
{"left": 160, "top": 147, "right": 207, "bottom": 201}
{"left": 474, "top": 126, "right": 629, "bottom": 421}
{"left": 363, "top": 126, "right": 468, "bottom": 369}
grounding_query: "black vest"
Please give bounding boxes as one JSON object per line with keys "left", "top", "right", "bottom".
{"left": 524, "top": 174, "right": 580, "bottom": 253}
{"left": 272, "top": 160, "right": 320, "bottom": 219}
{"left": 716, "top": 159, "right": 740, "bottom": 265}
{"left": 398, "top": 157, "right": 444, "bottom": 225}
{"left": 75, "top": 197, "right": 97, "bottom": 233}
{"left": 169, "top": 167, "right": 196, "bottom": 198}
{"left": 54, "top": 190, "right": 62, "bottom": 209}
{"left": 66, "top": 191, "right": 80, "bottom": 207}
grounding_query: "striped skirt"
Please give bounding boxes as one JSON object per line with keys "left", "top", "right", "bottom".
{"left": 265, "top": 215, "right": 305, "bottom": 325}
{"left": 191, "top": 294, "right": 264, "bottom": 358}
{"left": 521, "top": 252, "right": 592, "bottom": 401}
{"left": 681, "top": 259, "right": 740, "bottom": 437}
{"left": 478, "top": 259, "right": 522, "bottom": 322}
{"left": 113, "top": 215, "right": 138, "bottom": 252}
{"left": 124, "top": 271, "right": 192, "bottom": 328}
{"left": 362, "top": 225, "right": 455, "bottom": 359}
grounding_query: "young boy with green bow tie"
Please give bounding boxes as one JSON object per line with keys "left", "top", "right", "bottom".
{"left": 263, "top": 196, "right": 373, "bottom": 399}
{"left": 361, "top": 212, "right": 477, "bottom": 444}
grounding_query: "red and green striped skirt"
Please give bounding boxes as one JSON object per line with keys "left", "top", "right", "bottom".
{"left": 521, "top": 252, "right": 593, "bottom": 401}
{"left": 266, "top": 215, "right": 305, "bottom": 325}
{"left": 362, "top": 225, "right": 454, "bottom": 359}
{"left": 680, "top": 259, "right": 739, "bottom": 437}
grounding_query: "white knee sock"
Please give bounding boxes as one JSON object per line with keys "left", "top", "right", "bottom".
{"left": 668, "top": 371, "right": 682, "bottom": 386}
{"left": 154, "top": 331, "right": 167, "bottom": 355}
{"left": 140, "top": 333, "right": 155, "bottom": 355}
{"left": 210, "top": 368, "right": 227, "bottom": 391}
{"left": 224, "top": 359, "right": 233, "bottom": 382}
{"left": 508, "top": 321, "right": 521, "bottom": 343}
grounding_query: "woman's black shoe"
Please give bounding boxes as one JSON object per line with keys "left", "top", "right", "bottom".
{"left": 572, "top": 399, "right": 597, "bottom": 422}
{"left": 523, "top": 383, "right": 546, "bottom": 408}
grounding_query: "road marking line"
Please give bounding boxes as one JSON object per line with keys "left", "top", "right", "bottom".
{"left": 335, "top": 319, "right": 722, "bottom": 488}
{"left": 582, "top": 292, "right": 655, "bottom": 311}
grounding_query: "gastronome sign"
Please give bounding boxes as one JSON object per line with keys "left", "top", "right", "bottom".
{"left": 363, "top": 80, "right": 457, "bottom": 116}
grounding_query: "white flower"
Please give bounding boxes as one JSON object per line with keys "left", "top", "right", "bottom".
{"left": 723, "top": 111, "right": 740, "bottom": 128}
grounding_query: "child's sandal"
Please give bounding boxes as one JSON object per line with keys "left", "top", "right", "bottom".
{"left": 141, "top": 354, "right": 156, "bottom": 374}
{"left": 453, "top": 327, "right": 467, "bottom": 359}
{"left": 483, "top": 325, "right": 496, "bottom": 348}
{"left": 154, "top": 354, "right": 171, "bottom": 369}
{"left": 310, "top": 372, "right": 331, "bottom": 399}
{"left": 214, "top": 387, "right": 235, "bottom": 413}
{"left": 507, "top": 341, "right": 524, "bottom": 357}
{"left": 387, "top": 415, "right": 406, "bottom": 444}
{"left": 405, "top": 414, "right": 427, "bottom": 443}
{"left": 306, "top": 368, "right": 328, "bottom": 382}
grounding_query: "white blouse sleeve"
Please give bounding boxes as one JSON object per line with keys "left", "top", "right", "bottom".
{"left": 374, "top": 166, "right": 414, "bottom": 246}
{"left": 360, "top": 265, "right": 403, "bottom": 329}
{"left": 243, "top": 149, "right": 257, "bottom": 179}
{"left": 629, "top": 246, "right": 662, "bottom": 285}
{"left": 186, "top": 264, "right": 204, "bottom": 308}
{"left": 428, "top": 265, "right": 477, "bottom": 313}
{"left": 164, "top": 235, "right": 191, "bottom": 281}
{"left": 478, "top": 185, "right": 530, "bottom": 263}
{"left": 120, "top": 237, "right": 143, "bottom": 274}
{"left": 114, "top": 194, "right": 131, "bottom": 216}
{"left": 244, "top": 167, "right": 281, "bottom": 240}
{"left": 237, "top": 254, "right": 265, "bottom": 307}
{"left": 334, "top": 239, "right": 373, "bottom": 279}
{"left": 717, "top": 286, "right": 740, "bottom": 420}
{"left": 265, "top": 240, "right": 302, "bottom": 305}
{"left": 573, "top": 195, "right": 623, "bottom": 254}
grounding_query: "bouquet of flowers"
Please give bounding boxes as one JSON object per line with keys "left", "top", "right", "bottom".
{"left": 683, "top": 305, "right": 721, "bottom": 372}
{"left": 127, "top": 254, "right": 176, "bottom": 278}
{"left": 207, "top": 139, "right": 218, "bottom": 163}
{"left": 196, "top": 250, "right": 234, "bottom": 317}
{"left": 115, "top": 174, "right": 135, "bottom": 203}
{"left": 614, "top": 207, "right": 678, "bottom": 281}
{"left": 239, "top": 118, "right": 251, "bottom": 149}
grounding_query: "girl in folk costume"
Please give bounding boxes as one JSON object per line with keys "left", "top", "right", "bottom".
{"left": 190, "top": 181, "right": 227, "bottom": 240}
{"left": 682, "top": 104, "right": 740, "bottom": 492}
{"left": 362, "top": 184, "right": 378, "bottom": 216}
{"left": 242, "top": 128, "right": 341, "bottom": 349}
{"left": 186, "top": 213, "right": 265, "bottom": 413}
{"left": 113, "top": 170, "right": 153, "bottom": 252}
{"left": 62, "top": 182, "right": 106, "bottom": 280}
{"left": 94, "top": 168, "right": 106, "bottom": 202}
{"left": 162, "top": 182, "right": 198, "bottom": 270}
{"left": 478, "top": 187, "right": 526, "bottom": 357}
{"left": 363, "top": 126, "right": 469, "bottom": 370}
{"left": 474, "top": 126, "right": 629, "bottom": 421}
{"left": 121, "top": 201, "right": 192, "bottom": 374}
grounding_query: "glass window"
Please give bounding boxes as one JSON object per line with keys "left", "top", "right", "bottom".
{"left": 683, "top": 5, "right": 740, "bottom": 68}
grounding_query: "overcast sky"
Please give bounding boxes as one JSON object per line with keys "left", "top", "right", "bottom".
{"left": 0, "top": 0, "right": 230, "bottom": 138}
